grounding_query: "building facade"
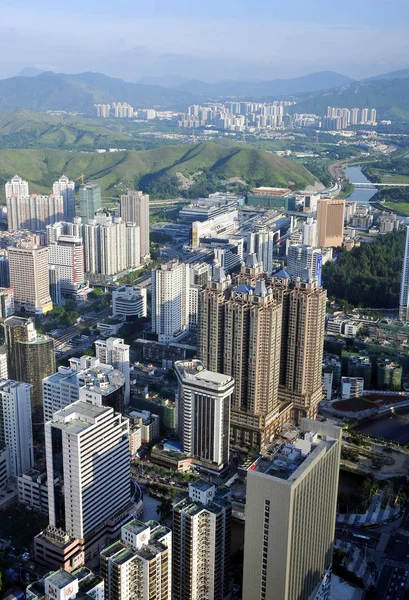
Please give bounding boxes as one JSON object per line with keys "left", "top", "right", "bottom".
{"left": 8, "top": 245, "right": 53, "bottom": 314}
{"left": 0, "top": 380, "right": 33, "bottom": 477}
{"left": 112, "top": 285, "right": 147, "bottom": 319}
{"left": 79, "top": 183, "right": 102, "bottom": 222}
{"left": 317, "top": 199, "right": 345, "bottom": 248}
{"left": 152, "top": 260, "right": 190, "bottom": 343}
{"left": 94, "top": 337, "right": 130, "bottom": 407}
{"left": 53, "top": 176, "right": 76, "bottom": 222}
{"left": 120, "top": 190, "right": 150, "bottom": 261}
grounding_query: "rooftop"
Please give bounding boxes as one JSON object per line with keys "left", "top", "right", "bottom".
{"left": 46, "top": 570, "right": 76, "bottom": 589}
{"left": 50, "top": 400, "right": 111, "bottom": 434}
{"left": 175, "top": 359, "right": 233, "bottom": 389}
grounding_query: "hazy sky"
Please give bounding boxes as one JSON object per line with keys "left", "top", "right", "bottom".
{"left": 1, "top": 0, "right": 408, "bottom": 81}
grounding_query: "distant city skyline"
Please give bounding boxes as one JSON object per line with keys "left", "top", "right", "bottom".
{"left": 0, "top": 0, "right": 408, "bottom": 81}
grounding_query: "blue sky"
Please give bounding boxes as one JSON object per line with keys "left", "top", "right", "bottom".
{"left": 0, "top": 0, "right": 408, "bottom": 80}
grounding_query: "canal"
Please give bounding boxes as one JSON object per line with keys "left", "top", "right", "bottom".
{"left": 344, "top": 165, "right": 378, "bottom": 203}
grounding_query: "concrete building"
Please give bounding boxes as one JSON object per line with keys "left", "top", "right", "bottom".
{"left": 100, "top": 519, "right": 172, "bottom": 600}
{"left": 53, "top": 176, "right": 76, "bottom": 222}
{"left": 191, "top": 210, "right": 238, "bottom": 247}
{"left": 302, "top": 217, "right": 318, "bottom": 247}
{"left": 242, "top": 419, "right": 342, "bottom": 600}
{"left": 120, "top": 190, "right": 150, "bottom": 261}
{"left": 18, "top": 468, "right": 48, "bottom": 514}
{"left": 172, "top": 482, "right": 231, "bottom": 600}
{"left": 174, "top": 360, "right": 233, "bottom": 471}
{"left": 249, "top": 229, "right": 276, "bottom": 274}
{"left": 8, "top": 245, "right": 53, "bottom": 314}
{"left": 127, "top": 410, "right": 160, "bottom": 445}
{"left": 79, "top": 183, "right": 101, "bottom": 222}
{"left": 0, "top": 380, "right": 33, "bottom": 477}
{"left": 0, "top": 346, "right": 8, "bottom": 379}
{"left": 5, "top": 174, "right": 29, "bottom": 199}
{"left": 94, "top": 337, "right": 130, "bottom": 407}
{"left": 5, "top": 316, "right": 55, "bottom": 419}
{"left": 26, "top": 567, "right": 104, "bottom": 600}
{"left": 48, "top": 236, "right": 85, "bottom": 296}
{"left": 152, "top": 260, "right": 190, "bottom": 343}
{"left": 317, "top": 199, "right": 345, "bottom": 248}
{"left": 287, "top": 245, "right": 323, "bottom": 284}
{"left": 322, "top": 368, "right": 333, "bottom": 401}
{"left": 341, "top": 377, "right": 364, "bottom": 400}
{"left": 0, "top": 287, "right": 14, "bottom": 318}
{"left": 112, "top": 285, "right": 147, "bottom": 320}
{"left": 0, "top": 447, "right": 10, "bottom": 489}
{"left": 400, "top": 226, "right": 409, "bottom": 321}
{"left": 7, "top": 194, "right": 64, "bottom": 232}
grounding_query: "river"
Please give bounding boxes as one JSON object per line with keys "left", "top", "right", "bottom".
{"left": 356, "top": 410, "right": 409, "bottom": 443}
{"left": 344, "top": 165, "right": 378, "bottom": 203}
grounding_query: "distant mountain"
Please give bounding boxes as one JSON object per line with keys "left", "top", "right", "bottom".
{"left": 293, "top": 77, "right": 409, "bottom": 120}
{"left": 0, "top": 71, "right": 198, "bottom": 112}
{"left": 0, "top": 142, "right": 318, "bottom": 200}
{"left": 18, "top": 66, "right": 46, "bottom": 77}
{"left": 138, "top": 75, "right": 190, "bottom": 88}
{"left": 175, "top": 71, "right": 354, "bottom": 97}
{"left": 367, "top": 68, "right": 409, "bottom": 81}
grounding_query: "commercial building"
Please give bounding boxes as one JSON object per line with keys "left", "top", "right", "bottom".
{"left": 0, "top": 447, "right": 10, "bottom": 489}
{"left": 242, "top": 420, "right": 342, "bottom": 600}
{"left": 120, "top": 190, "right": 150, "bottom": 261}
{"left": 287, "top": 245, "right": 323, "bottom": 284}
{"left": 7, "top": 194, "right": 64, "bottom": 232}
{"left": 112, "top": 285, "right": 147, "bottom": 319}
{"left": 0, "top": 287, "right": 14, "bottom": 318}
{"left": 191, "top": 209, "right": 238, "bottom": 247}
{"left": 399, "top": 226, "right": 409, "bottom": 321}
{"left": 48, "top": 235, "right": 85, "bottom": 297}
{"left": 94, "top": 337, "right": 130, "bottom": 406}
{"left": 8, "top": 245, "right": 53, "bottom": 314}
{"left": 302, "top": 217, "right": 318, "bottom": 247}
{"left": 100, "top": 519, "right": 171, "bottom": 600}
{"left": 79, "top": 183, "right": 102, "bottom": 222}
{"left": 17, "top": 468, "right": 48, "bottom": 514}
{"left": 5, "top": 316, "right": 55, "bottom": 419}
{"left": 174, "top": 360, "right": 233, "bottom": 470}
{"left": 317, "top": 199, "right": 345, "bottom": 247}
{"left": 173, "top": 482, "right": 231, "bottom": 600}
{"left": 53, "top": 176, "right": 76, "bottom": 222}
{"left": 0, "top": 346, "right": 8, "bottom": 379}
{"left": 26, "top": 567, "right": 104, "bottom": 600}
{"left": 0, "top": 380, "right": 33, "bottom": 477}
{"left": 247, "top": 187, "right": 296, "bottom": 210}
{"left": 127, "top": 410, "right": 160, "bottom": 446}
{"left": 152, "top": 260, "right": 190, "bottom": 343}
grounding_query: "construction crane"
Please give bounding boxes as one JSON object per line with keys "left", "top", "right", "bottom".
{"left": 75, "top": 173, "right": 85, "bottom": 185}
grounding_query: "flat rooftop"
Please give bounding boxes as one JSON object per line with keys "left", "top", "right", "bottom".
{"left": 175, "top": 360, "right": 233, "bottom": 388}
{"left": 46, "top": 569, "right": 76, "bottom": 588}
{"left": 51, "top": 400, "right": 110, "bottom": 434}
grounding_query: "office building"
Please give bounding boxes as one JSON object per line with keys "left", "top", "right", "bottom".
{"left": 46, "top": 400, "right": 129, "bottom": 540}
{"left": 26, "top": 567, "right": 104, "bottom": 600}
{"left": 53, "top": 176, "right": 76, "bottom": 221}
{"left": 399, "top": 226, "right": 409, "bottom": 321}
{"left": 8, "top": 245, "right": 53, "bottom": 314}
{"left": 287, "top": 245, "right": 323, "bottom": 284}
{"left": 94, "top": 337, "right": 130, "bottom": 407}
{"left": 112, "top": 285, "right": 147, "bottom": 319}
{"left": 152, "top": 260, "right": 190, "bottom": 343}
{"left": 48, "top": 235, "right": 85, "bottom": 296}
{"left": 5, "top": 316, "right": 55, "bottom": 419}
{"left": 0, "top": 380, "right": 33, "bottom": 477}
{"left": 5, "top": 174, "right": 29, "bottom": 198}
{"left": 100, "top": 519, "right": 172, "bottom": 600}
{"left": 0, "top": 287, "right": 14, "bottom": 318}
{"left": 79, "top": 183, "right": 101, "bottom": 222}
{"left": 120, "top": 190, "right": 150, "bottom": 261}
{"left": 317, "top": 199, "right": 345, "bottom": 247}
{"left": 247, "top": 187, "right": 296, "bottom": 210}
{"left": 7, "top": 194, "right": 64, "bottom": 232}
{"left": 242, "top": 420, "right": 342, "bottom": 600}
{"left": 173, "top": 482, "right": 231, "bottom": 600}
{"left": 174, "top": 359, "right": 233, "bottom": 470}
{"left": 191, "top": 209, "right": 238, "bottom": 247}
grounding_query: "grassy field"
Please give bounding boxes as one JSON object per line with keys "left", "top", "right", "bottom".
{"left": 383, "top": 201, "right": 409, "bottom": 215}
{"left": 380, "top": 174, "right": 409, "bottom": 183}
{"left": 0, "top": 505, "right": 48, "bottom": 547}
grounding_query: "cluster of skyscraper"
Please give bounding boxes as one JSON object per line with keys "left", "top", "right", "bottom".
{"left": 321, "top": 106, "right": 377, "bottom": 130}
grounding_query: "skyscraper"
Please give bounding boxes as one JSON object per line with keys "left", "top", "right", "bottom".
{"left": 8, "top": 245, "right": 53, "bottom": 314}
{"left": 0, "top": 380, "right": 33, "bottom": 477}
{"left": 94, "top": 337, "right": 130, "bottom": 407}
{"left": 46, "top": 400, "right": 130, "bottom": 540}
{"left": 287, "top": 245, "right": 323, "bottom": 284}
{"left": 48, "top": 235, "right": 85, "bottom": 297}
{"left": 120, "top": 190, "right": 150, "bottom": 261}
{"left": 100, "top": 519, "right": 172, "bottom": 600}
{"left": 174, "top": 359, "right": 233, "bottom": 470}
{"left": 152, "top": 260, "right": 190, "bottom": 343}
{"left": 317, "top": 199, "right": 345, "bottom": 248}
{"left": 7, "top": 194, "right": 64, "bottom": 232}
{"left": 5, "top": 174, "right": 29, "bottom": 198}
{"left": 302, "top": 217, "right": 318, "bottom": 247}
{"left": 249, "top": 229, "right": 276, "bottom": 274}
{"left": 53, "top": 175, "right": 76, "bottom": 221}
{"left": 5, "top": 316, "right": 56, "bottom": 419}
{"left": 173, "top": 482, "right": 231, "bottom": 600}
{"left": 79, "top": 183, "right": 102, "bottom": 222}
{"left": 400, "top": 226, "right": 409, "bottom": 321}
{"left": 242, "top": 419, "right": 342, "bottom": 600}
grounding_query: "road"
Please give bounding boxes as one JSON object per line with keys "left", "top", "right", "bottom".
{"left": 53, "top": 307, "right": 111, "bottom": 347}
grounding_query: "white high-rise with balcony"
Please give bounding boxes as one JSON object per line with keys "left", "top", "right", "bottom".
{"left": 151, "top": 260, "right": 190, "bottom": 343}
{"left": 5, "top": 175, "right": 29, "bottom": 199}
{"left": 0, "top": 380, "right": 33, "bottom": 477}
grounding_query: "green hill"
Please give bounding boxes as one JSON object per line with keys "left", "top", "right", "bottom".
{"left": 294, "top": 78, "right": 409, "bottom": 120}
{"left": 0, "top": 142, "right": 318, "bottom": 200}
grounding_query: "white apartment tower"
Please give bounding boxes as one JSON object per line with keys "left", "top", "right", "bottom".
{"left": 151, "top": 260, "right": 190, "bottom": 343}
{"left": 119, "top": 190, "right": 150, "bottom": 261}
{"left": 0, "top": 380, "right": 33, "bottom": 477}
{"left": 101, "top": 520, "right": 172, "bottom": 600}
{"left": 48, "top": 236, "right": 85, "bottom": 295}
{"left": 242, "top": 420, "right": 342, "bottom": 600}
{"left": 400, "top": 226, "right": 409, "bottom": 321}
{"left": 174, "top": 360, "right": 233, "bottom": 470}
{"left": 7, "top": 194, "right": 64, "bottom": 232}
{"left": 5, "top": 175, "right": 29, "bottom": 198}
{"left": 8, "top": 245, "right": 53, "bottom": 315}
{"left": 248, "top": 230, "right": 276, "bottom": 274}
{"left": 302, "top": 217, "right": 318, "bottom": 247}
{"left": 46, "top": 400, "right": 130, "bottom": 539}
{"left": 94, "top": 337, "right": 130, "bottom": 407}
{"left": 53, "top": 176, "right": 76, "bottom": 222}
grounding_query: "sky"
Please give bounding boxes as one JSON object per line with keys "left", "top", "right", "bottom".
{"left": 0, "top": 0, "right": 408, "bottom": 82}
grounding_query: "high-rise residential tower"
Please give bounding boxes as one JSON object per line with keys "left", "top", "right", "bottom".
{"left": 48, "top": 235, "right": 85, "bottom": 297}
{"left": 0, "top": 380, "right": 33, "bottom": 477}
{"left": 8, "top": 245, "right": 53, "bottom": 314}
{"left": 79, "top": 182, "right": 102, "bottom": 222}
{"left": 152, "top": 260, "right": 190, "bottom": 343}
{"left": 317, "top": 199, "right": 345, "bottom": 248}
{"left": 53, "top": 175, "right": 76, "bottom": 221}
{"left": 5, "top": 174, "right": 29, "bottom": 198}
{"left": 120, "top": 190, "right": 150, "bottom": 261}
{"left": 400, "top": 226, "right": 409, "bottom": 321}
{"left": 242, "top": 420, "right": 342, "bottom": 600}
{"left": 7, "top": 194, "right": 64, "bottom": 232}
{"left": 174, "top": 359, "right": 233, "bottom": 470}
{"left": 173, "top": 482, "right": 231, "bottom": 600}
{"left": 94, "top": 337, "right": 130, "bottom": 407}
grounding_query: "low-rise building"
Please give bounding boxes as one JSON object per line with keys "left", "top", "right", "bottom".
{"left": 26, "top": 567, "right": 104, "bottom": 600}
{"left": 17, "top": 469, "right": 48, "bottom": 514}
{"left": 112, "top": 285, "right": 147, "bottom": 320}
{"left": 341, "top": 377, "right": 364, "bottom": 400}
{"left": 127, "top": 409, "right": 160, "bottom": 445}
